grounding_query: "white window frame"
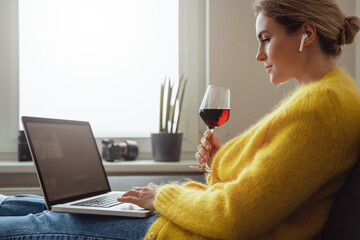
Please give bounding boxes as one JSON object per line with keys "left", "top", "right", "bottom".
{"left": 0, "top": 0, "right": 207, "bottom": 161}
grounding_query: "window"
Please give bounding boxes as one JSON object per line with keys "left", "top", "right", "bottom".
{"left": 0, "top": 0, "right": 206, "bottom": 160}
{"left": 19, "top": 0, "right": 178, "bottom": 137}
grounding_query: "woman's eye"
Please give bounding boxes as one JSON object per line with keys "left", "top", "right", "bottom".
{"left": 261, "top": 38, "right": 270, "bottom": 42}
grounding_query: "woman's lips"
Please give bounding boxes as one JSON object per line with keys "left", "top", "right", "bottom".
{"left": 265, "top": 65, "right": 272, "bottom": 73}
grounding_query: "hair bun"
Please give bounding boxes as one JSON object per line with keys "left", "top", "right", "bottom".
{"left": 340, "top": 16, "right": 360, "bottom": 45}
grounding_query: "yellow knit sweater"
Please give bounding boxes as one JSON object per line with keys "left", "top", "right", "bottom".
{"left": 145, "top": 68, "right": 360, "bottom": 240}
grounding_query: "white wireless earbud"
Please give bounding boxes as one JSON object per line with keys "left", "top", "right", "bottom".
{"left": 299, "top": 33, "right": 308, "bottom": 52}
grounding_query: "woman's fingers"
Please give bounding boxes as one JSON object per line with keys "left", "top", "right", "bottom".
{"left": 195, "top": 144, "right": 209, "bottom": 164}
{"left": 201, "top": 137, "right": 212, "bottom": 151}
{"left": 195, "top": 131, "right": 223, "bottom": 166}
{"left": 118, "top": 196, "right": 141, "bottom": 205}
{"left": 117, "top": 183, "right": 159, "bottom": 210}
{"left": 204, "top": 130, "right": 211, "bottom": 139}
{"left": 204, "top": 131, "right": 223, "bottom": 152}
{"left": 195, "top": 152, "right": 202, "bottom": 164}
{"left": 195, "top": 152, "right": 205, "bottom": 164}
{"left": 195, "top": 131, "right": 223, "bottom": 168}
{"left": 147, "top": 182, "right": 157, "bottom": 187}
{"left": 121, "top": 189, "right": 141, "bottom": 198}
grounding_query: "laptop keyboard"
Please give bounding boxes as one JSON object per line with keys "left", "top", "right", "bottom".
{"left": 71, "top": 193, "right": 124, "bottom": 208}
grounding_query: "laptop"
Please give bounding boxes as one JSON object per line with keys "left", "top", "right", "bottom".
{"left": 22, "top": 116, "right": 151, "bottom": 218}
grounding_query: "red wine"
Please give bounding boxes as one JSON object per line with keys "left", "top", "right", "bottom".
{"left": 199, "top": 109, "right": 230, "bottom": 129}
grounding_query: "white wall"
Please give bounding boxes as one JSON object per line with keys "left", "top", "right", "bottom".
{"left": 337, "top": 0, "right": 357, "bottom": 78}
{"left": 207, "top": 0, "right": 358, "bottom": 143}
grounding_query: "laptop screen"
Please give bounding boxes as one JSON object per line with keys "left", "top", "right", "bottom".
{"left": 22, "top": 117, "right": 110, "bottom": 205}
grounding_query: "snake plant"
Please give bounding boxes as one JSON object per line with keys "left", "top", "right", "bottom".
{"left": 159, "top": 75, "right": 187, "bottom": 133}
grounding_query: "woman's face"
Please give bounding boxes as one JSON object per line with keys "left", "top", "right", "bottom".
{"left": 255, "top": 12, "right": 302, "bottom": 85}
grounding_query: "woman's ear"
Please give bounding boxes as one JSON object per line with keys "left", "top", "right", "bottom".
{"left": 299, "top": 22, "right": 317, "bottom": 49}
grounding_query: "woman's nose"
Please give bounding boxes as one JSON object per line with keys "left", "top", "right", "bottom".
{"left": 256, "top": 47, "right": 266, "bottom": 62}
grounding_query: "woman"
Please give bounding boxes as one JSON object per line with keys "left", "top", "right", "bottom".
{"left": 1, "top": 0, "right": 360, "bottom": 239}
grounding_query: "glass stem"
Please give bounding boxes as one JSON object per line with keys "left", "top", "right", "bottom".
{"left": 204, "top": 128, "right": 214, "bottom": 171}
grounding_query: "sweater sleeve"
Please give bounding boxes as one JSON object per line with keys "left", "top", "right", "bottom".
{"left": 153, "top": 89, "right": 348, "bottom": 240}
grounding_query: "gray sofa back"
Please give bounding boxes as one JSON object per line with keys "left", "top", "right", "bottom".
{"left": 321, "top": 155, "right": 360, "bottom": 239}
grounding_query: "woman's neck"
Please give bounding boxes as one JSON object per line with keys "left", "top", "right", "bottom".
{"left": 296, "top": 49, "right": 336, "bottom": 85}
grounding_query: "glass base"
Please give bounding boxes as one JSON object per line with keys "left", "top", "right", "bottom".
{"left": 189, "top": 165, "right": 211, "bottom": 173}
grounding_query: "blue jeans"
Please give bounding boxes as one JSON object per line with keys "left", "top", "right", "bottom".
{"left": 0, "top": 194, "right": 158, "bottom": 240}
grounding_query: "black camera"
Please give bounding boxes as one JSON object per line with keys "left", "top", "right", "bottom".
{"left": 101, "top": 139, "right": 139, "bottom": 161}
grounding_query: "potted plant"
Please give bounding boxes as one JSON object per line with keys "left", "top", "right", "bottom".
{"left": 151, "top": 75, "right": 187, "bottom": 162}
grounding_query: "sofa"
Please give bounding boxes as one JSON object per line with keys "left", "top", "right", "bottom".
{"left": 321, "top": 154, "right": 360, "bottom": 239}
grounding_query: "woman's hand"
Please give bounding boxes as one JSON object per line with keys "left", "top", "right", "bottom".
{"left": 195, "top": 130, "right": 223, "bottom": 168}
{"left": 117, "top": 182, "right": 159, "bottom": 210}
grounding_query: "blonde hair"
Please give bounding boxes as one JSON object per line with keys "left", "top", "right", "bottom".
{"left": 253, "top": 0, "right": 360, "bottom": 57}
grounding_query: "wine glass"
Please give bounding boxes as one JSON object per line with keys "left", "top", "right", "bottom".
{"left": 190, "top": 85, "right": 230, "bottom": 172}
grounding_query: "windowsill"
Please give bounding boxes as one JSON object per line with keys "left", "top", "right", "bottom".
{"left": 0, "top": 159, "right": 201, "bottom": 174}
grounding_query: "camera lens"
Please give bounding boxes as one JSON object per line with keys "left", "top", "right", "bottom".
{"left": 124, "top": 140, "right": 139, "bottom": 160}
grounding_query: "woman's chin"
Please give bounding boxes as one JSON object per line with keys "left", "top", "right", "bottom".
{"left": 270, "top": 77, "right": 280, "bottom": 85}
{"left": 270, "top": 76, "right": 290, "bottom": 85}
